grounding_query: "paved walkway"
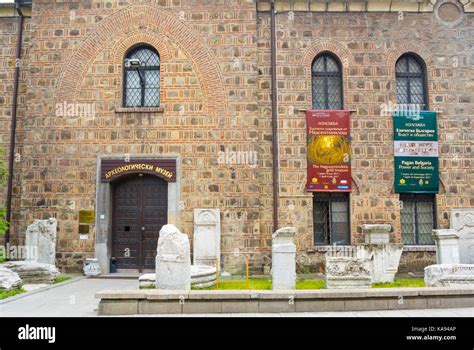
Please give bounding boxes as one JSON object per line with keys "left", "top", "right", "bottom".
{"left": 1, "top": 278, "right": 473, "bottom": 317}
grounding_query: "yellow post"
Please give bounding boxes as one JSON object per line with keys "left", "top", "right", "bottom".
{"left": 215, "top": 257, "right": 219, "bottom": 289}
{"left": 245, "top": 255, "right": 249, "bottom": 289}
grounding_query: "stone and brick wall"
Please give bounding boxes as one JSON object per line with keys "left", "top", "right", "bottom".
{"left": 0, "top": 0, "right": 472, "bottom": 273}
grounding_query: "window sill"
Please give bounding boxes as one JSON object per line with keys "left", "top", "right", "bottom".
{"left": 402, "top": 245, "right": 436, "bottom": 252}
{"left": 115, "top": 106, "right": 164, "bottom": 113}
{"left": 309, "top": 246, "right": 352, "bottom": 252}
{"left": 307, "top": 245, "right": 437, "bottom": 253}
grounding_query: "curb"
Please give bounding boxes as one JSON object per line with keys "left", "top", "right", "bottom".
{"left": 0, "top": 276, "right": 86, "bottom": 305}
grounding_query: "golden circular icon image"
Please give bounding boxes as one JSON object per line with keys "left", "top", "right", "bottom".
{"left": 307, "top": 135, "right": 350, "bottom": 165}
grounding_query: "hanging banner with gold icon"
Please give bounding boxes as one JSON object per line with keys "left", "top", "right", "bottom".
{"left": 306, "top": 110, "right": 351, "bottom": 192}
{"left": 393, "top": 110, "right": 439, "bottom": 193}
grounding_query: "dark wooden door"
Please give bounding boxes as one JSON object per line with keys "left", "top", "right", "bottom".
{"left": 112, "top": 174, "right": 168, "bottom": 271}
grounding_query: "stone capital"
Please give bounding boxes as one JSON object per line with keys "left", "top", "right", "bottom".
{"left": 361, "top": 224, "right": 392, "bottom": 234}
{"left": 432, "top": 229, "right": 459, "bottom": 241}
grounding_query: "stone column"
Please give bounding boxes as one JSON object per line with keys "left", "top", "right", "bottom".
{"left": 432, "top": 229, "right": 460, "bottom": 264}
{"left": 155, "top": 224, "right": 191, "bottom": 290}
{"left": 451, "top": 209, "right": 474, "bottom": 264}
{"left": 25, "top": 218, "right": 57, "bottom": 266}
{"left": 193, "top": 209, "right": 220, "bottom": 267}
{"left": 272, "top": 227, "right": 296, "bottom": 290}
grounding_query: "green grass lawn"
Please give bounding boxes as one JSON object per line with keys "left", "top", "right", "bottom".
{"left": 0, "top": 287, "right": 26, "bottom": 300}
{"left": 372, "top": 279, "right": 425, "bottom": 288}
{"left": 193, "top": 278, "right": 424, "bottom": 290}
{"left": 54, "top": 276, "right": 72, "bottom": 284}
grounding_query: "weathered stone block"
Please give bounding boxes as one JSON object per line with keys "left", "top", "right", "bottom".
{"left": 325, "top": 257, "right": 372, "bottom": 289}
{"left": 25, "top": 218, "right": 57, "bottom": 266}
{"left": 432, "top": 229, "right": 460, "bottom": 264}
{"left": 451, "top": 209, "right": 474, "bottom": 264}
{"left": 193, "top": 208, "right": 220, "bottom": 267}
{"left": 0, "top": 266, "right": 22, "bottom": 290}
{"left": 155, "top": 224, "right": 191, "bottom": 290}
{"left": 2, "top": 261, "right": 59, "bottom": 284}
{"left": 272, "top": 227, "right": 296, "bottom": 290}
{"left": 424, "top": 264, "right": 474, "bottom": 287}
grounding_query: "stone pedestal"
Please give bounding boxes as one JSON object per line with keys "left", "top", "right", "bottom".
{"left": 425, "top": 264, "right": 474, "bottom": 287}
{"left": 358, "top": 224, "right": 402, "bottom": 283}
{"left": 2, "top": 261, "right": 59, "bottom": 284}
{"left": 432, "top": 229, "right": 460, "bottom": 264}
{"left": 25, "top": 218, "right": 57, "bottom": 265}
{"left": 451, "top": 209, "right": 474, "bottom": 264}
{"left": 362, "top": 224, "right": 391, "bottom": 244}
{"left": 356, "top": 244, "right": 403, "bottom": 283}
{"left": 325, "top": 257, "right": 372, "bottom": 289}
{"left": 83, "top": 258, "right": 101, "bottom": 276}
{"left": 155, "top": 224, "right": 191, "bottom": 290}
{"left": 272, "top": 227, "right": 296, "bottom": 290}
{"left": 140, "top": 265, "right": 216, "bottom": 289}
{"left": 193, "top": 209, "right": 220, "bottom": 267}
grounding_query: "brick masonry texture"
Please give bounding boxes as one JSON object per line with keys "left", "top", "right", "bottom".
{"left": 0, "top": 0, "right": 472, "bottom": 273}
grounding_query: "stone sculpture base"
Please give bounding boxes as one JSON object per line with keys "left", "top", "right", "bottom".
{"left": 140, "top": 265, "right": 216, "bottom": 289}
{"left": 424, "top": 264, "right": 474, "bottom": 287}
{"left": 325, "top": 257, "right": 372, "bottom": 289}
{"left": 2, "top": 261, "right": 59, "bottom": 284}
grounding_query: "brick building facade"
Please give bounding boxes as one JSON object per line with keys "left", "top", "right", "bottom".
{"left": 1, "top": 0, "right": 473, "bottom": 274}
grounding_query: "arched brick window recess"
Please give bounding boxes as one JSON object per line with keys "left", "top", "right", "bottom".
{"left": 312, "top": 52, "right": 343, "bottom": 110}
{"left": 395, "top": 53, "right": 429, "bottom": 110}
{"left": 123, "top": 45, "right": 161, "bottom": 107}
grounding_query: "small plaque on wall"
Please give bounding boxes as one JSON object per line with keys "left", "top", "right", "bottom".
{"left": 79, "top": 210, "right": 95, "bottom": 224}
{"left": 79, "top": 224, "right": 90, "bottom": 234}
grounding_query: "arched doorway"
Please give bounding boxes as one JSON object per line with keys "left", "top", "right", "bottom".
{"left": 111, "top": 173, "right": 168, "bottom": 271}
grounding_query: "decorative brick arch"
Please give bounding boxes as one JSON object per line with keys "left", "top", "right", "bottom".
{"left": 56, "top": 4, "right": 227, "bottom": 116}
{"left": 386, "top": 43, "right": 435, "bottom": 108}
{"left": 386, "top": 43, "right": 435, "bottom": 78}
{"left": 302, "top": 40, "right": 354, "bottom": 76}
{"left": 301, "top": 41, "right": 354, "bottom": 108}
{"left": 112, "top": 32, "right": 172, "bottom": 65}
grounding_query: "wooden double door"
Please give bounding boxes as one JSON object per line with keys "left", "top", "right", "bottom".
{"left": 112, "top": 174, "right": 168, "bottom": 271}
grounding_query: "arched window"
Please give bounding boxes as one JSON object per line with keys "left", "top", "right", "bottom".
{"left": 124, "top": 45, "right": 160, "bottom": 107}
{"left": 312, "top": 52, "right": 343, "bottom": 110}
{"left": 396, "top": 54, "right": 427, "bottom": 109}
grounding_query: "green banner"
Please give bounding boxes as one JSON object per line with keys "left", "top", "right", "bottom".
{"left": 393, "top": 111, "right": 439, "bottom": 193}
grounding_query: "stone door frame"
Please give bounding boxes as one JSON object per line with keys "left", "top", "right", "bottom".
{"left": 94, "top": 155, "right": 181, "bottom": 274}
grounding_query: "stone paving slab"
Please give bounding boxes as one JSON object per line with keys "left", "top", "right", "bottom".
{"left": 1, "top": 278, "right": 473, "bottom": 317}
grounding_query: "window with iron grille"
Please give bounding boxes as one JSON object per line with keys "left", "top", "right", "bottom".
{"left": 395, "top": 53, "right": 428, "bottom": 110}
{"left": 400, "top": 194, "right": 436, "bottom": 245}
{"left": 313, "top": 193, "right": 350, "bottom": 245}
{"left": 312, "top": 52, "right": 343, "bottom": 110}
{"left": 124, "top": 46, "right": 160, "bottom": 107}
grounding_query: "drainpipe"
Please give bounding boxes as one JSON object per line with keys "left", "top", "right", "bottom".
{"left": 4, "top": 3, "right": 25, "bottom": 247}
{"left": 270, "top": 0, "right": 279, "bottom": 231}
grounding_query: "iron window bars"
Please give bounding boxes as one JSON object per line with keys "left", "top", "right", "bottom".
{"left": 313, "top": 193, "right": 350, "bottom": 245}
{"left": 400, "top": 193, "right": 436, "bottom": 245}
{"left": 124, "top": 46, "right": 161, "bottom": 108}
{"left": 312, "top": 52, "right": 343, "bottom": 110}
{"left": 396, "top": 53, "right": 428, "bottom": 110}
